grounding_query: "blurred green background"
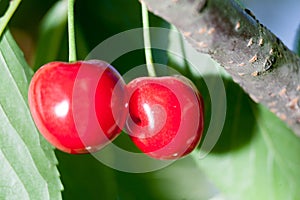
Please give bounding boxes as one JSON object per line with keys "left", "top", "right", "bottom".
{"left": 6, "top": 0, "right": 300, "bottom": 199}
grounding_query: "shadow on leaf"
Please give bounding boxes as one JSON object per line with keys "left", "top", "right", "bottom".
{"left": 202, "top": 77, "right": 258, "bottom": 154}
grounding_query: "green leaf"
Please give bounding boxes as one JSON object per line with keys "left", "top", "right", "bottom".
{"left": 197, "top": 77, "right": 300, "bottom": 199}
{"left": 114, "top": 156, "right": 218, "bottom": 200}
{"left": 57, "top": 148, "right": 217, "bottom": 200}
{"left": 0, "top": 0, "right": 21, "bottom": 38}
{"left": 0, "top": 30, "right": 63, "bottom": 199}
{"left": 56, "top": 151, "right": 119, "bottom": 200}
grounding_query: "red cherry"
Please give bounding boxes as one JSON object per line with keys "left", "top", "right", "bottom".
{"left": 126, "top": 76, "right": 204, "bottom": 160}
{"left": 28, "top": 60, "right": 127, "bottom": 154}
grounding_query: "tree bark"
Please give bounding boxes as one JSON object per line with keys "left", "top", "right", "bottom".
{"left": 141, "top": 0, "right": 300, "bottom": 136}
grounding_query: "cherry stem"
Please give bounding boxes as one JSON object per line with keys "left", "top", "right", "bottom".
{"left": 0, "top": 0, "right": 22, "bottom": 38}
{"left": 190, "top": 150, "right": 202, "bottom": 169}
{"left": 141, "top": 1, "right": 156, "bottom": 77}
{"left": 68, "top": 0, "right": 77, "bottom": 62}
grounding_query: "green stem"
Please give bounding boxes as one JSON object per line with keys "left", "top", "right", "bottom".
{"left": 0, "top": 0, "right": 22, "bottom": 38}
{"left": 190, "top": 150, "right": 201, "bottom": 165}
{"left": 68, "top": 0, "right": 77, "bottom": 62}
{"left": 141, "top": 1, "right": 156, "bottom": 77}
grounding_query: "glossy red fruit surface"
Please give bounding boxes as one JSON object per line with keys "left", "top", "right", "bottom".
{"left": 126, "top": 76, "right": 204, "bottom": 160}
{"left": 28, "top": 60, "right": 127, "bottom": 154}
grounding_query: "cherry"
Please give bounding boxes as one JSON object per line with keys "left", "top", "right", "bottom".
{"left": 126, "top": 76, "right": 204, "bottom": 160}
{"left": 28, "top": 60, "right": 128, "bottom": 154}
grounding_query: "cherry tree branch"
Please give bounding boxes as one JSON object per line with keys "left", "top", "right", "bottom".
{"left": 141, "top": 0, "right": 300, "bottom": 136}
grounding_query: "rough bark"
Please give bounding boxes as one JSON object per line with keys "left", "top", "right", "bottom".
{"left": 141, "top": 0, "right": 300, "bottom": 136}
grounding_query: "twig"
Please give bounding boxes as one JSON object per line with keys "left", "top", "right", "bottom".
{"left": 141, "top": 0, "right": 300, "bottom": 136}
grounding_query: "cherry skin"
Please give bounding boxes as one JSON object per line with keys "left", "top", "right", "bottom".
{"left": 28, "top": 60, "right": 128, "bottom": 154}
{"left": 126, "top": 76, "right": 204, "bottom": 160}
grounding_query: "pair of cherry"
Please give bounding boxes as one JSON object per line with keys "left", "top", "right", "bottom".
{"left": 28, "top": 60, "right": 204, "bottom": 160}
